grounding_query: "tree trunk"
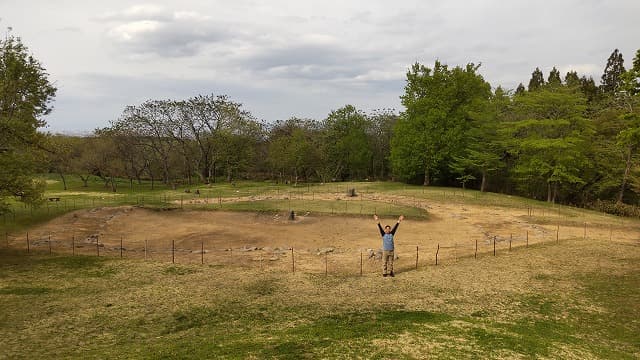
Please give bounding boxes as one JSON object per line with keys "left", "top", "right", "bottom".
{"left": 110, "top": 176, "right": 117, "bottom": 192}
{"left": 547, "top": 181, "right": 552, "bottom": 203}
{"left": 480, "top": 170, "right": 487, "bottom": 192}
{"left": 423, "top": 166, "right": 430, "bottom": 186}
{"left": 79, "top": 175, "right": 89, "bottom": 187}
{"left": 59, "top": 172, "right": 67, "bottom": 191}
{"left": 618, "top": 147, "right": 633, "bottom": 204}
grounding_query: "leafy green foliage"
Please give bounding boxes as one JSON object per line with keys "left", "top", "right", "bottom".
{"left": 601, "top": 48, "right": 626, "bottom": 94}
{"left": 391, "top": 61, "right": 491, "bottom": 185}
{"left": 0, "top": 34, "right": 56, "bottom": 213}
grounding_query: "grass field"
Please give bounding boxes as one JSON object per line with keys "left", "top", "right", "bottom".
{"left": 1, "top": 237, "right": 638, "bottom": 359}
{"left": 1, "top": 177, "right": 639, "bottom": 358}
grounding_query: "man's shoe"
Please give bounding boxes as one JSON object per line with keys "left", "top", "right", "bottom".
{"left": 389, "top": 272, "right": 395, "bottom": 277}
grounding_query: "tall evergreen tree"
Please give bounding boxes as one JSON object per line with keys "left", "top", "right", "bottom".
{"left": 547, "top": 67, "right": 562, "bottom": 87}
{"left": 528, "top": 67, "right": 545, "bottom": 91}
{"left": 565, "top": 71, "right": 581, "bottom": 88}
{"left": 601, "top": 49, "right": 626, "bottom": 94}
{"left": 515, "top": 83, "right": 526, "bottom": 95}
{"left": 580, "top": 76, "right": 599, "bottom": 103}
{"left": 620, "top": 49, "right": 640, "bottom": 96}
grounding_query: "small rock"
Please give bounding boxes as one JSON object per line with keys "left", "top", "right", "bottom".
{"left": 317, "top": 247, "right": 334, "bottom": 256}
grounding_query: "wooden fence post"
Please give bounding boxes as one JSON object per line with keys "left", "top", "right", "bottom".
{"left": 48, "top": 233, "right": 52, "bottom": 255}
{"left": 96, "top": 235, "right": 100, "bottom": 257}
{"left": 435, "top": 244, "right": 440, "bottom": 265}
{"left": 360, "top": 252, "right": 363, "bottom": 276}
{"left": 493, "top": 236, "right": 496, "bottom": 256}
{"left": 509, "top": 234, "right": 512, "bottom": 251}
{"left": 415, "top": 246, "right": 419, "bottom": 269}
{"left": 292, "top": 248, "right": 295, "bottom": 273}
{"left": 475, "top": 239, "right": 478, "bottom": 259}
{"left": 172, "top": 240, "right": 175, "bottom": 264}
{"left": 325, "top": 252, "right": 328, "bottom": 276}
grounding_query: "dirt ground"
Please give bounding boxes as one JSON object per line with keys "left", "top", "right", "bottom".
{"left": 11, "top": 194, "right": 640, "bottom": 274}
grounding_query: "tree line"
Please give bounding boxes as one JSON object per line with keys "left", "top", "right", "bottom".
{"left": 2, "top": 31, "right": 640, "bottom": 215}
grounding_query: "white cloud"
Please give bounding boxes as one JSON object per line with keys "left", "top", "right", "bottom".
{"left": 2, "top": 0, "right": 639, "bottom": 132}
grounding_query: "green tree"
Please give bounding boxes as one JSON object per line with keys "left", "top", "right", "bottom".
{"left": 580, "top": 76, "right": 599, "bottom": 103}
{"left": 528, "top": 67, "right": 545, "bottom": 91}
{"left": 620, "top": 49, "right": 640, "bottom": 96}
{"left": 615, "top": 110, "right": 640, "bottom": 204}
{"left": 601, "top": 48, "right": 626, "bottom": 94}
{"left": 451, "top": 86, "right": 509, "bottom": 191}
{"left": 565, "top": 71, "right": 581, "bottom": 88}
{"left": 515, "top": 83, "right": 526, "bottom": 96}
{"left": 502, "top": 87, "right": 593, "bottom": 202}
{"left": 367, "top": 109, "right": 397, "bottom": 180}
{"left": 391, "top": 61, "right": 491, "bottom": 185}
{"left": 267, "top": 118, "right": 319, "bottom": 184}
{"left": 321, "top": 105, "right": 372, "bottom": 180}
{"left": 0, "top": 33, "right": 56, "bottom": 212}
{"left": 547, "top": 66, "right": 562, "bottom": 87}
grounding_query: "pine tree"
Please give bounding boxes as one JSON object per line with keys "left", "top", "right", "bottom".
{"left": 601, "top": 49, "right": 626, "bottom": 94}
{"left": 565, "top": 71, "right": 581, "bottom": 88}
{"left": 547, "top": 67, "right": 562, "bottom": 87}
{"left": 528, "top": 67, "right": 545, "bottom": 91}
{"left": 580, "top": 76, "right": 598, "bottom": 103}
{"left": 515, "top": 83, "right": 526, "bottom": 95}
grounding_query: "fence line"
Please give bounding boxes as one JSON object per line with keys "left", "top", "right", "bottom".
{"left": 2, "top": 222, "right": 626, "bottom": 276}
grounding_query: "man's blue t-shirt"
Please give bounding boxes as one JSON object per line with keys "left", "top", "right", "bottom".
{"left": 378, "top": 222, "right": 399, "bottom": 251}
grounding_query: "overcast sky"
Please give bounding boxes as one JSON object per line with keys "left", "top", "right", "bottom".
{"left": 2, "top": 0, "right": 639, "bottom": 133}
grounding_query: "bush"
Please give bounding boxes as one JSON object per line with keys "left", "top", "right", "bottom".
{"left": 589, "top": 200, "right": 640, "bottom": 218}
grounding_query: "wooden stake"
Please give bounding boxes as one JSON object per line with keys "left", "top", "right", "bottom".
{"left": 48, "top": 233, "right": 52, "bottom": 255}
{"left": 435, "top": 244, "right": 440, "bottom": 265}
{"left": 291, "top": 248, "right": 295, "bottom": 273}
{"left": 325, "top": 252, "right": 328, "bottom": 276}
{"left": 415, "top": 246, "right": 419, "bottom": 269}
{"left": 493, "top": 236, "right": 496, "bottom": 256}
{"left": 172, "top": 240, "right": 175, "bottom": 264}
{"left": 474, "top": 239, "right": 477, "bottom": 259}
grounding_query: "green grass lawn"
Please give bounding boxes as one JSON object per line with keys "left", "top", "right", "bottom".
{"left": 1, "top": 177, "right": 639, "bottom": 358}
{"left": 1, "top": 236, "right": 638, "bottom": 359}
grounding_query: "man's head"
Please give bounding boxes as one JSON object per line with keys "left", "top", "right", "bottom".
{"left": 384, "top": 225, "right": 391, "bottom": 234}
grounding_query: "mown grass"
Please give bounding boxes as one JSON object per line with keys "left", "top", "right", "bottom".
{"left": 1, "top": 235, "right": 638, "bottom": 359}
